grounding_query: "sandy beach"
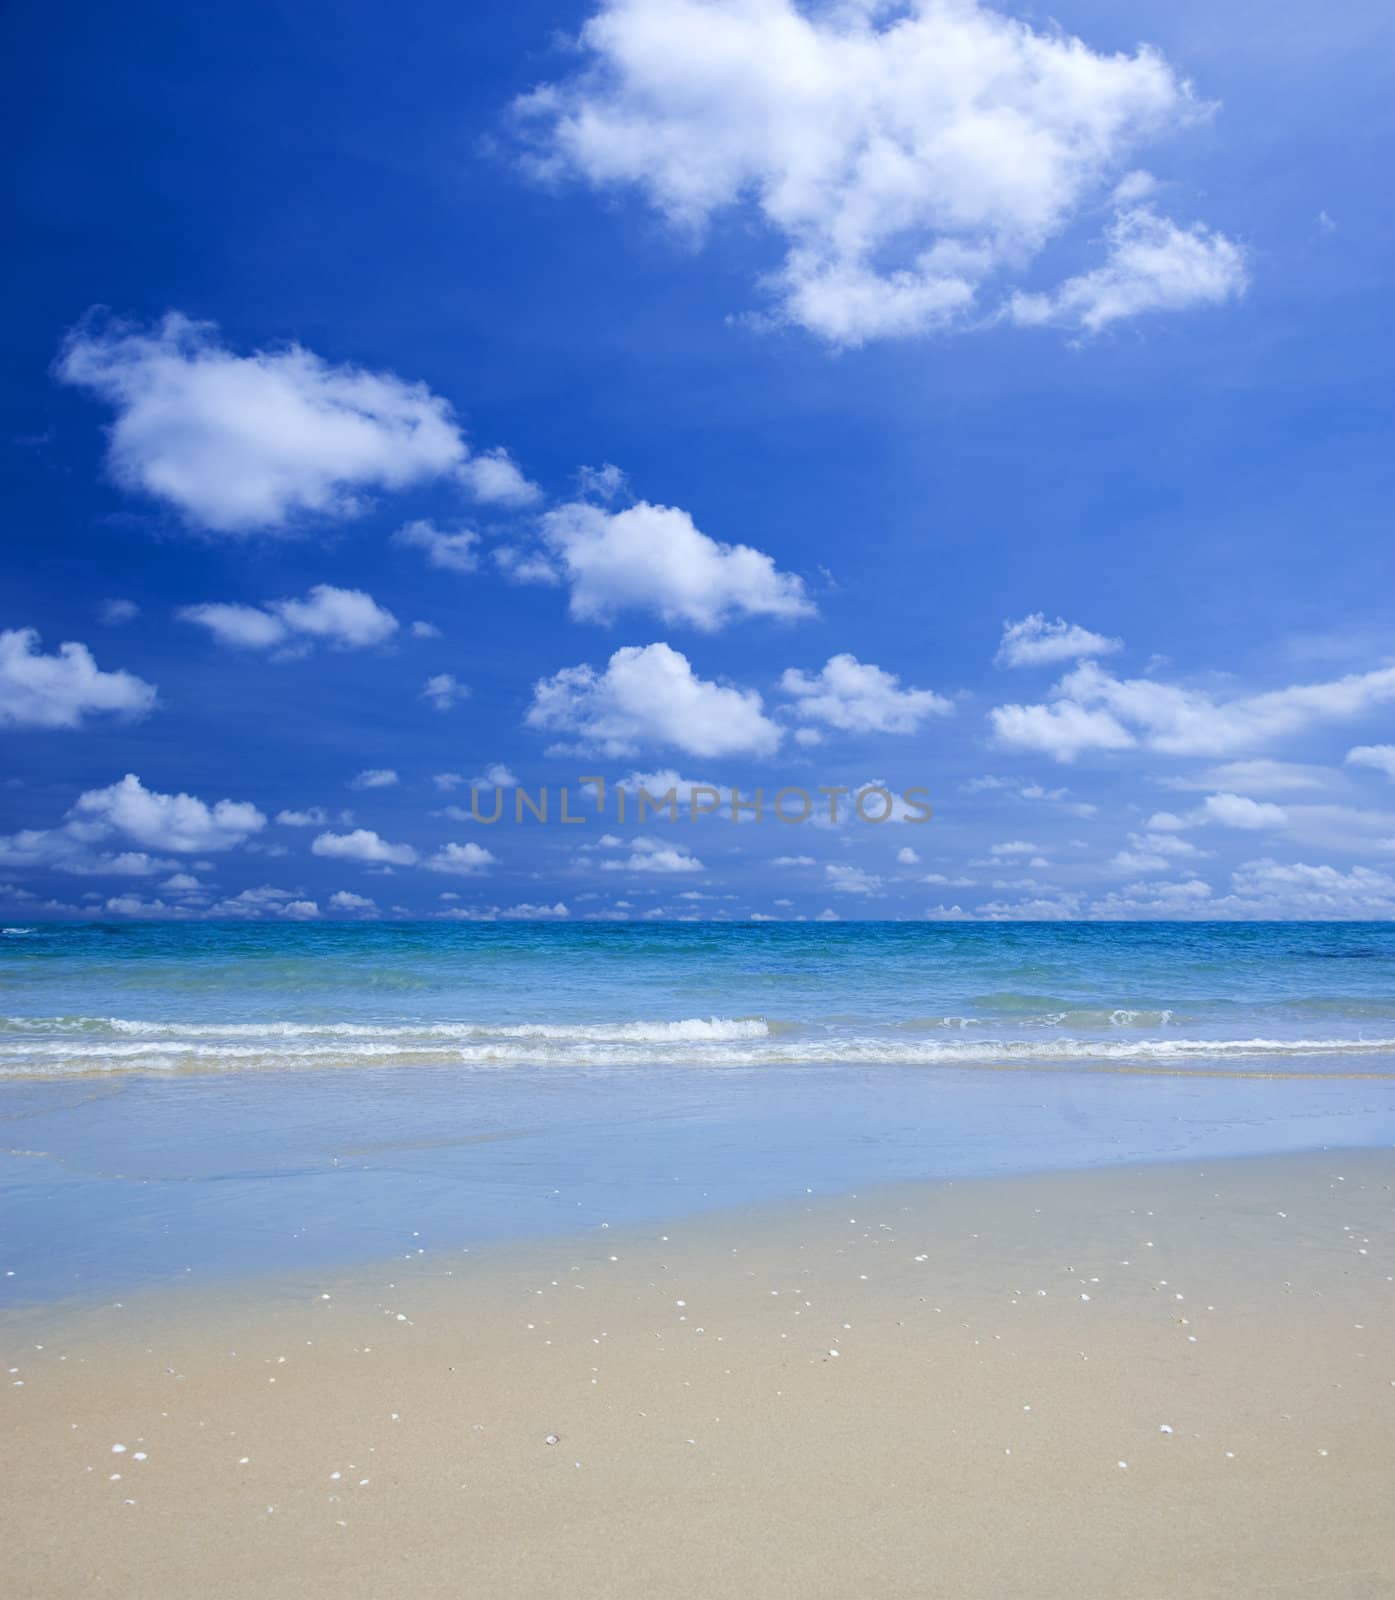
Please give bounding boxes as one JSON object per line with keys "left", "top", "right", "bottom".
{"left": 5, "top": 1147, "right": 1393, "bottom": 1599}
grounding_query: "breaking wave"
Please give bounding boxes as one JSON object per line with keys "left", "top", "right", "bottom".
{"left": 3, "top": 1014, "right": 1395, "bottom": 1079}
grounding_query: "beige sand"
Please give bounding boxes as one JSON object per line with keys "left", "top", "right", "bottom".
{"left": 5, "top": 1149, "right": 1394, "bottom": 1599}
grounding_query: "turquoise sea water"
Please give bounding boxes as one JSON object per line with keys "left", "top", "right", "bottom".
{"left": 7, "top": 919, "right": 1395, "bottom": 1076}
{"left": 3, "top": 921, "right": 1394, "bottom": 1301}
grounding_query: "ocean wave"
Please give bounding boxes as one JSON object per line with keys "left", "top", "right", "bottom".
{"left": 0, "top": 1014, "right": 771, "bottom": 1044}
{"left": 892, "top": 1008, "right": 1178, "bottom": 1030}
{"left": 3, "top": 1016, "right": 1395, "bottom": 1078}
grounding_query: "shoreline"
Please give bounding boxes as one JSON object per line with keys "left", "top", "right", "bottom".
{"left": 7, "top": 1049, "right": 1393, "bottom": 1306}
{"left": 3, "top": 1136, "right": 1389, "bottom": 1321}
{"left": 6, "top": 1147, "right": 1393, "bottom": 1597}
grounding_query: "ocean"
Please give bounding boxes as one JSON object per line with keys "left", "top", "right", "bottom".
{"left": 3, "top": 920, "right": 1394, "bottom": 1300}
{"left": 7, "top": 919, "right": 1395, "bottom": 1076}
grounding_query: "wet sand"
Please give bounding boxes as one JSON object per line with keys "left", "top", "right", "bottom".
{"left": 5, "top": 1148, "right": 1394, "bottom": 1598}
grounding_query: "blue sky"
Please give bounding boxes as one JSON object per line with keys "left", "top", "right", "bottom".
{"left": 3, "top": 0, "right": 1393, "bottom": 921}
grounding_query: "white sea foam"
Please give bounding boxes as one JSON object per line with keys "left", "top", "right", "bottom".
{"left": 3, "top": 1015, "right": 1395, "bottom": 1078}
{"left": 91, "top": 1016, "right": 770, "bottom": 1044}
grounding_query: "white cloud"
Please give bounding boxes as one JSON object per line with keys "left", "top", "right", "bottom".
{"left": 1198, "top": 792, "right": 1287, "bottom": 830}
{"left": 991, "top": 660, "right": 1395, "bottom": 762}
{"left": 577, "top": 463, "right": 628, "bottom": 500}
{"left": 211, "top": 885, "right": 322, "bottom": 920}
{"left": 825, "top": 862, "right": 882, "bottom": 896}
{"left": 896, "top": 846, "right": 920, "bottom": 865}
{"left": 177, "top": 603, "right": 288, "bottom": 650}
{"left": 1348, "top": 745, "right": 1395, "bottom": 781}
{"left": 99, "top": 599, "right": 140, "bottom": 625}
{"left": 518, "top": 0, "right": 1229, "bottom": 344}
{"left": 102, "top": 888, "right": 332, "bottom": 921}
{"left": 995, "top": 613, "right": 1121, "bottom": 668}
{"left": 494, "top": 545, "right": 564, "bottom": 586}
{"left": 984, "top": 895, "right": 1085, "bottom": 921}
{"left": 1112, "top": 169, "right": 1157, "bottom": 205}
{"left": 102, "top": 893, "right": 179, "bottom": 917}
{"left": 1007, "top": 205, "right": 1246, "bottom": 332}
{"left": 1140, "top": 792, "right": 1287, "bottom": 837}
{"left": 0, "top": 782, "right": 253, "bottom": 883}
{"left": 276, "top": 807, "right": 329, "bottom": 827}
{"left": 57, "top": 312, "right": 469, "bottom": 532}
{"left": 772, "top": 855, "right": 815, "bottom": 867}
{"left": 422, "top": 673, "right": 468, "bottom": 712}
{"left": 328, "top": 890, "right": 378, "bottom": 912}
{"left": 424, "top": 841, "right": 498, "bottom": 875}
{"left": 527, "top": 641, "right": 782, "bottom": 758}
{"left": 524, "top": 500, "right": 813, "bottom": 630}
{"left": 600, "top": 835, "right": 704, "bottom": 873}
{"left": 780, "top": 653, "right": 950, "bottom": 734}
{"left": 1084, "top": 878, "right": 1213, "bottom": 919}
{"left": 438, "top": 900, "right": 570, "bottom": 921}
{"left": 957, "top": 854, "right": 1395, "bottom": 920}
{"left": 72, "top": 773, "right": 266, "bottom": 852}
{"left": 1152, "top": 798, "right": 1395, "bottom": 857}
{"left": 179, "top": 584, "right": 398, "bottom": 652}
{"left": 0, "top": 628, "right": 156, "bottom": 730}
{"left": 0, "top": 831, "right": 178, "bottom": 878}
{"left": 1145, "top": 810, "right": 1188, "bottom": 832}
{"left": 350, "top": 769, "right": 399, "bottom": 790}
{"left": 1110, "top": 849, "right": 1167, "bottom": 874}
{"left": 411, "top": 620, "right": 443, "bottom": 639}
{"left": 434, "top": 765, "right": 517, "bottom": 792}
{"left": 1224, "top": 859, "right": 1395, "bottom": 918}
{"left": 1067, "top": 660, "right": 1395, "bottom": 755}
{"left": 966, "top": 771, "right": 1081, "bottom": 806}
{"left": 1159, "top": 759, "right": 1334, "bottom": 794}
{"left": 312, "top": 829, "right": 417, "bottom": 866}
{"left": 275, "top": 587, "right": 398, "bottom": 647}
{"left": 394, "top": 520, "right": 480, "bottom": 573}
{"left": 1111, "top": 830, "right": 1207, "bottom": 873}
{"left": 959, "top": 775, "right": 1093, "bottom": 817}
{"left": 988, "top": 698, "right": 1135, "bottom": 762}
{"left": 457, "top": 447, "right": 542, "bottom": 506}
